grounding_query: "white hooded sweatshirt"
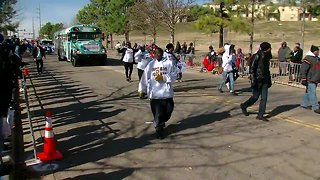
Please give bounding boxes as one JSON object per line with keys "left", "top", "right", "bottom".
{"left": 135, "top": 50, "right": 151, "bottom": 70}
{"left": 122, "top": 48, "right": 134, "bottom": 63}
{"left": 222, "top": 44, "right": 233, "bottom": 72}
{"left": 138, "top": 57, "right": 176, "bottom": 99}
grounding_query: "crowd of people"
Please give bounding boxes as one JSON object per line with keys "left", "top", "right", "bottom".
{"left": 0, "top": 34, "right": 49, "bottom": 174}
{"left": 115, "top": 40, "right": 320, "bottom": 139}
{"left": 0, "top": 34, "right": 29, "bottom": 173}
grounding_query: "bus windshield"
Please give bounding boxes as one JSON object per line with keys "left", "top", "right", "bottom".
{"left": 70, "top": 32, "right": 101, "bottom": 41}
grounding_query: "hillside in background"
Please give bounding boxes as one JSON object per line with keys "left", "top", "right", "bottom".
{"left": 114, "top": 21, "right": 320, "bottom": 58}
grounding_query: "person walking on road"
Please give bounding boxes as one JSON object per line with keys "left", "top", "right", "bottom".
{"left": 135, "top": 45, "right": 151, "bottom": 82}
{"left": 164, "top": 43, "right": 182, "bottom": 82}
{"left": 240, "top": 42, "right": 273, "bottom": 121}
{"left": 218, "top": 44, "right": 237, "bottom": 95}
{"left": 138, "top": 48, "right": 176, "bottom": 139}
{"left": 32, "top": 41, "right": 46, "bottom": 75}
{"left": 300, "top": 45, "right": 320, "bottom": 114}
{"left": 120, "top": 42, "right": 135, "bottom": 82}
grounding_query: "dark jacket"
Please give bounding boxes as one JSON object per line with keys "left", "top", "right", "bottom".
{"left": 207, "top": 50, "right": 216, "bottom": 63}
{"left": 174, "top": 44, "right": 181, "bottom": 54}
{"left": 300, "top": 51, "right": 320, "bottom": 83}
{"left": 290, "top": 49, "right": 303, "bottom": 63}
{"left": 250, "top": 50, "right": 272, "bottom": 89}
{"left": 32, "top": 45, "right": 46, "bottom": 60}
{"left": 186, "top": 46, "right": 195, "bottom": 55}
{"left": 0, "top": 43, "right": 14, "bottom": 116}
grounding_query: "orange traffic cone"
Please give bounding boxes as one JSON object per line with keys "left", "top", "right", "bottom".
{"left": 37, "top": 111, "right": 63, "bottom": 162}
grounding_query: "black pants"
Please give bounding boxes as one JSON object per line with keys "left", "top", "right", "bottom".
{"left": 150, "top": 98, "right": 174, "bottom": 128}
{"left": 0, "top": 86, "right": 12, "bottom": 117}
{"left": 177, "top": 72, "right": 182, "bottom": 80}
{"left": 36, "top": 59, "right": 43, "bottom": 74}
{"left": 124, "top": 62, "right": 133, "bottom": 79}
{"left": 138, "top": 69, "right": 144, "bottom": 81}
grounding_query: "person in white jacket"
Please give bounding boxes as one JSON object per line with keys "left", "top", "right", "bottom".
{"left": 218, "top": 44, "right": 237, "bottom": 95}
{"left": 120, "top": 42, "right": 135, "bottom": 82}
{"left": 135, "top": 45, "right": 151, "bottom": 81}
{"left": 138, "top": 48, "right": 176, "bottom": 139}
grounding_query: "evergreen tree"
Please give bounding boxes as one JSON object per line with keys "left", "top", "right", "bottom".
{"left": 0, "top": 0, "right": 18, "bottom": 33}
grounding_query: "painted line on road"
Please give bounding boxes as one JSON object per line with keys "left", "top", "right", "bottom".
{"left": 282, "top": 117, "right": 320, "bottom": 129}
{"left": 281, "top": 118, "right": 320, "bottom": 132}
{"left": 183, "top": 91, "right": 320, "bottom": 133}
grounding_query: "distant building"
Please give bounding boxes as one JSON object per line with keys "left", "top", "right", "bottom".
{"left": 278, "top": 6, "right": 300, "bottom": 21}
{"left": 203, "top": 3, "right": 317, "bottom": 22}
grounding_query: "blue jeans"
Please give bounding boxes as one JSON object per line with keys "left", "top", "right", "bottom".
{"left": 242, "top": 84, "right": 268, "bottom": 118}
{"left": 219, "top": 71, "right": 234, "bottom": 92}
{"left": 301, "top": 83, "right": 319, "bottom": 110}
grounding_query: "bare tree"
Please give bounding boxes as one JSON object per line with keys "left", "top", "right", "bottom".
{"left": 152, "top": 0, "right": 195, "bottom": 44}
{"left": 129, "top": 0, "right": 162, "bottom": 43}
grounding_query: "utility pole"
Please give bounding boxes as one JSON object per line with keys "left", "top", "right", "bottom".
{"left": 219, "top": 1, "right": 225, "bottom": 48}
{"left": 32, "top": 17, "right": 35, "bottom": 39}
{"left": 36, "top": 3, "right": 41, "bottom": 37}
{"left": 300, "top": 0, "right": 306, "bottom": 50}
{"left": 249, "top": 0, "right": 255, "bottom": 54}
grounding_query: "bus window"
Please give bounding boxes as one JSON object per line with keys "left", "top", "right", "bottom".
{"left": 69, "top": 33, "right": 101, "bottom": 41}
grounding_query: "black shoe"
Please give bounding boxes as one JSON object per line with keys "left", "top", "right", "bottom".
{"left": 256, "top": 116, "right": 269, "bottom": 122}
{"left": 218, "top": 89, "right": 223, "bottom": 93}
{"left": 231, "top": 91, "right": 238, "bottom": 96}
{"left": 240, "top": 103, "right": 249, "bottom": 116}
{"left": 314, "top": 109, "right": 320, "bottom": 114}
{"left": 126, "top": 78, "right": 130, "bottom": 82}
{"left": 300, "top": 106, "right": 312, "bottom": 110}
{"left": 155, "top": 126, "right": 165, "bottom": 139}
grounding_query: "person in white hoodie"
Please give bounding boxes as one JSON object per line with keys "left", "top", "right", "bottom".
{"left": 135, "top": 45, "right": 151, "bottom": 82}
{"left": 120, "top": 42, "right": 135, "bottom": 82}
{"left": 218, "top": 44, "right": 237, "bottom": 95}
{"left": 138, "top": 48, "right": 177, "bottom": 139}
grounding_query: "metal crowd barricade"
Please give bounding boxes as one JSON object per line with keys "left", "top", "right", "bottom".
{"left": 270, "top": 60, "right": 303, "bottom": 88}
{"left": 22, "top": 69, "right": 41, "bottom": 166}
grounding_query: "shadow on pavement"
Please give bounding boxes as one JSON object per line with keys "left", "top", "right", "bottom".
{"left": 64, "top": 168, "right": 135, "bottom": 180}
{"left": 166, "top": 110, "right": 231, "bottom": 137}
{"left": 106, "top": 58, "right": 123, "bottom": 66}
{"left": 268, "top": 104, "right": 300, "bottom": 118}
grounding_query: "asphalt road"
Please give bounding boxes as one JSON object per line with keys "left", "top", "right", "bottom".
{"left": 21, "top": 53, "right": 320, "bottom": 180}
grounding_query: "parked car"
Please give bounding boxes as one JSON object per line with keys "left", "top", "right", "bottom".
{"left": 40, "top": 39, "right": 54, "bottom": 54}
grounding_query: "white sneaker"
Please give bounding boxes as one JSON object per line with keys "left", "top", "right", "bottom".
{"left": 226, "top": 83, "right": 230, "bottom": 90}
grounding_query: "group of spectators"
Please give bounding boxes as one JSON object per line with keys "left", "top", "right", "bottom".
{"left": 0, "top": 34, "right": 28, "bottom": 174}
{"left": 0, "top": 33, "right": 48, "bottom": 172}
